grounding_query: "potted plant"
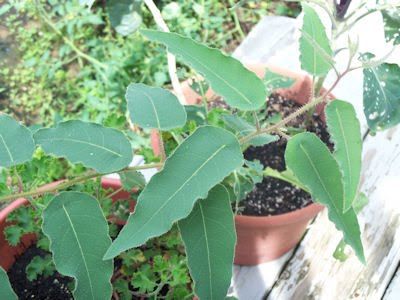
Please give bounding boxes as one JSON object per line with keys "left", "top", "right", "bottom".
{"left": 1, "top": 1, "right": 399, "bottom": 299}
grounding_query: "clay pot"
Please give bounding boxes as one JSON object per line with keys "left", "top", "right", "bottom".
{"left": 0, "top": 178, "right": 134, "bottom": 271}
{"left": 151, "top": 64, "right": 327, "bottom": 265}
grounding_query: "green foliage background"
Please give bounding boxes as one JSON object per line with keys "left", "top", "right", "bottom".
{"left": 0, "top": 0, "right": 299, "bottom": 126}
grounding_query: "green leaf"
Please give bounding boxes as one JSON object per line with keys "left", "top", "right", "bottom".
{"left": 34, "top": 120, "right": 133, "bottom": 173}
{"left": 104, "top": 126, "right": 243, "bottom": 259}
{"left": 264, "top": 70, "right": 295, "bottom": 94}
{"left": 178, "top": 185, "right": 236, "bottom": 300}
{"left": 299, "top": 4, "right": 333, "bottom": 76}
{"left": 126, "top": 83, "right": 187, "bottom": 130}
{"left": 79, "top": 0, "right": 95, "bottom": 8}
{"left": 263, "top": 167, "right": 309, "bottom": 192}
{"left": 185, "top": 105, "right": 207, "bottom": 125}
{"left": 333, "top": 192, "right": 368, "bottom": 262}
{"left": 0, "top": 267, "right": 17, "bottom": 300}
{"left": 26, "top": 255, "right": 55, "bottom": 282}
{"left": 142, "top": 30, "right": 266, "bottom": 111}
{"left": 119, "top": 170, "right": 146, "bottom": 190}
{"left": 42, "top": 192, "right": 113, "bottom": 300}
{"left": 382, "top": 9, "right": 400, "bottom": 45}
{"left": 285, "top": 132, "right": 365, "bottom": 263}
{"left": 0, "top": 114, "right": 35, "bottom": 168}
{"left": 222, "top": 114, "right": 278, "bottom": 146}
{"left": 107, "top": 0, "right": 142, "bottom": 36}
{"left": 326, "top": 100, "right": 362, "bottom": 212}
{"left": 363, "top": 56, "right": 400, "bottom": 131}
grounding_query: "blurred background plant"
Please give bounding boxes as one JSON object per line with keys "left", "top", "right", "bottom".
{"left": 0, "top": 0, "right": 300, "bottom": 127}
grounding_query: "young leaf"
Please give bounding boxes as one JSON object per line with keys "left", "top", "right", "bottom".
{"left": 285, "top": 132, "right": 365, "bottom": 263}
{"left": 326, "top": 100, "right": 362, "bottom": 212}
{"left": 119, "top": 170, "right": 146, "bottom": 190}
{"left": 222, "top": 114, "right": 278, "bottom": 146}
{"left": 263, "top": 167, "right": 309, "bottom": 192}
{"left": 104, "top": 126, "right": 243, "bottom": 259}
{"left": 363, "top": 55, "right": 400, "bottom": 131}
{"left": 42, "top": 192, "right": 113, "bottom": 300}
{"left": 382, "top": 10, "right": 400, "bottom": 45}
{"left": 264, "top": 70, "right": 295, "bottom": 94}
{"left": 34, "top": 120, "right": 133, "bottom": 173}
{"left": 0, "top": 114, "right": 35, "bottom": 168}
{"left": 299, "top": 4, "right": 333, "bottom": 76}
{"left": 107, "top": 0, "right": 142, "bottom": 36}
{"left": 141, "top": 29, "right": 266, "bottom": 111}
{"left": 178, "top": 185, "right": 236, "bottom": 300}
{"left": 126, "top": 83, "right": 187, "bottom": 130}
{"left": 0, "top": 267, "right": 17, "bottom": 300}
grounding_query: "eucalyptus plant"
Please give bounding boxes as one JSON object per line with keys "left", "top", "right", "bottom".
{"left": 1, "top": 1, "right": 399, "bottom": 299}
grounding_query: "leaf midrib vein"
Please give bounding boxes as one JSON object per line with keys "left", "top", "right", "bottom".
{"left": 199, "top": 202, "right": 213, "bottom": 299}
{"left": 137, "top": 88, "right": 161, "bottom": 129}
{"left": 62, "top": 205, "right": 95, "bottom": 300}
{"left": 0, "top": 134, "right": 14, "bottom": 163}
{"left": 40, "top": 138, "right": 122, "bottom": 157}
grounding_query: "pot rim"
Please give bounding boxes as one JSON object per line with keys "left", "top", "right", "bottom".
{"left": 235, "top": 202, "right": 324, "bottom": 228}
{"left": 0, "top": 177, "right": 123, "bottom": 223}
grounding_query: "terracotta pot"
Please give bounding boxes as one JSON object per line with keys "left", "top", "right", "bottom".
{"left": 0, "top": 178, "right": 134, "bottom": 271}
{"left": 151, "top": 64, "right": 329, "bottom": 265}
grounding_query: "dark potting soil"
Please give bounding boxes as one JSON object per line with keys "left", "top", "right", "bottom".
{"left": 240, "top": 94, "right": 333, "bottom": 216}
{"left": 8, "top": 246, "right": 73, "bottom": 300}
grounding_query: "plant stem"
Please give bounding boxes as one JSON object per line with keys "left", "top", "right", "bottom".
{"left": 143, "top": 0, "right": 187, "bottom": 105}
{"left": 239, "top": 68, "right": 351, "bottom": 145}
{"left": 0, "top": 163, "right": 162, "bottom": 203}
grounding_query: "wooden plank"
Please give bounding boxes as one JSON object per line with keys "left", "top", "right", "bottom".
{"left": 268, "top": 126, "right": 400, "bottom": 299}
{"left": 384, "top": 267, "right": 400, "bottom": 300}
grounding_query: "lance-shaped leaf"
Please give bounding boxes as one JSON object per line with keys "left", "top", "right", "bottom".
{"left": 285, "top": 132, "right": 365, "bottom": 263}
{"left": 363, "top": 56, "right": 400, "bottom": 131}
{"left": 141, "top": 29, "right": 266, "bottom": 111}
{"left": 326, "top": 100, "right": 362, "bottom": 212}
{"left": 104, "top": 126, "right": 243, "bottom": 259}
{"left": 264, "top": 70, "right": 295, "bottom": 94}
{"left": 0, "top": 267, "right": 17, "bottom": 300}
{"left": 34, "top": 120, "right": 133, "bottom": 173}
{"left": 42, "top": 192, "right": 113, "bottom": 300}
{"left": 222, "top": 114, "right": 278, "bottom": 146}
{"left": 299, "top": 4, "right": 333, "bottom": 76}
{"left": 126, "top": 83, "right": 187, "bottom": 130}
{"left": 263, "top": 167, "right": 308, "bottom": 192}
{"left": 178, "top": 185, "right": 236, "bottom": 300}
{"left": 0, "top": 114, "right": 35, "bottom": 168}
{"left": 382, "top": 9, "right": 400, "bottom": 45}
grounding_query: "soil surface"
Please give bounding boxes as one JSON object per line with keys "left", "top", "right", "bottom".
{"left": 240, "top": 94, "right": 332, "bottom": 216}
{"left": 8, "top": 246, "right": 73, "bottom": 300}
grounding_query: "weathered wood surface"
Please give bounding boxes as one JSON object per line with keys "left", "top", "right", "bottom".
{"left": 268, "top": 127, "right": 400, "bottom": 299}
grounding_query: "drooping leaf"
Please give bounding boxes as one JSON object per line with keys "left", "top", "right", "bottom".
{"left": 178, "top": 185, "right": 236, "bottom": 300}
{"left": 119, "top": 170, "right": 146, "bottom": 190}
{"left": 299, "top": 4, "right": 333, "bottom": 76}
{"left": 362, "top": 54, "right": 400, "bottom": 131}
{"left": 34, "top": 120, "right": 133, "bottom": 173}
{"left": 0, "top": 267, "right": 17, "bottom": 300}
{"left": 107, "top": 0, "right": 142, "bottom": 36}
{"left": 264, "top": 70, "right": 295, "bottom": 94}
{"left": 141, "top": 29, "right": 266, "bottom": 111}
{"left": 126, "top": 83, "right": 187, "bottom": 130}
{"left": 42, "top": 192, "right": 113, "bottom": 300}
{"left": 326, "top": 100, "right": 362, "bottom": 212}
{"left": 334, "top": 192, "right": 368, "bottom": 262}
{"left": 285, "top": 132, "right": 365, "bottom": 263}
{"left": 263, "top": 167, "right": 308, "bottom": 192}
{"left": 382, "top": 9, "right": 400, "bottom": 45}
{"left": 222, "top": 114, "right": 278, "bottom": 146}
{"left": 0, "top": 114, "right": 35, "bottom": 168}
{"left": 104, "top": 126, "right": 243, "bottom": 259}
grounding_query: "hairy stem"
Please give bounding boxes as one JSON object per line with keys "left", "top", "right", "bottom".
{"left": 0, "top": 163, "right": 162, "bottom": 203}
